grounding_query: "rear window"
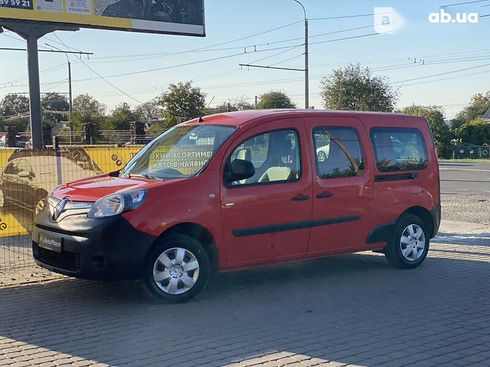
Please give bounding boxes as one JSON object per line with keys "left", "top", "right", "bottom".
{"left": 371, "top": 128, "right": 428, "bottom": 172}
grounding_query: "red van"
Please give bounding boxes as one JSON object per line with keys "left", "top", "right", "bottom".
{"left": 32, "top": 110, "right": 440, "bottom": 302}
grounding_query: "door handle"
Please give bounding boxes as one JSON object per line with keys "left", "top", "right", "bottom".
{"left": 292, "top": 194, "right": 310, "bottom": 201}
{"left": 316, "top": 191, "right": 333, "bottom": 199}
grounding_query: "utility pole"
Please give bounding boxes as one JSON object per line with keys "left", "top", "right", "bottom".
{"left": 239, "top": 2, "right": 309, "bottom": 109}
{"left": 68, "top": 60, "right": 72, "bottom": 121}
{"left": 0, "top": 21, "right": 80, "bottom": 149}
{"left": 293, "top": 0, "right": 309, "bottom": 109}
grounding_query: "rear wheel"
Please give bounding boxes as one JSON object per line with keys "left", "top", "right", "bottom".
{"left": 385, "top": 214, "right": 429, "bottom": 269}
{"left": 143, "top": 234, "right": 210, "bottom": 303}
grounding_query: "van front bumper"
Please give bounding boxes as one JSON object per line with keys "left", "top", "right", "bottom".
{"left": 32, "top": 207, "right": 156, "bottom": 281}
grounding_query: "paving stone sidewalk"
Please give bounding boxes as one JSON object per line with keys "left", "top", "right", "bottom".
{"left": 0, "top": 220, "right": 489, "bottom": 367}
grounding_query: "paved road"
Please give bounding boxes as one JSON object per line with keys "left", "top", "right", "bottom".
{"left": 439, "top": 160, "right": 490, "bottom": 195}
{"left": 0, "top": 220, "right": 489, "bottom": 367}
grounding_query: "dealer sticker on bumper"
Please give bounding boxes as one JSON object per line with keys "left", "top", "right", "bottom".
{"left": 38, "top": 233, "right": 63, "bottom": 253}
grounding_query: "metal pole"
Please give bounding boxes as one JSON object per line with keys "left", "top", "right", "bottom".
{"left": 68, "top": 60, "right": 73, "bottom": 120}
{"left": 293, "top": 0, "right": 309, "bottom": 109}
{"left": 305, "top": 18, "right": 309, "bottom": 109}
{"left": 26, "top": 35, "right": 43, "bottom": 149}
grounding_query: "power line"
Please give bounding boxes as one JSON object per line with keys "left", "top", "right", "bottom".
{"left": 392, "top": 62, "right": 490, "bottom": 84}
{"left": 86, "top": 24, "right": 375, "bottom": 64}
{"left": 93, "top": 20, "right": 303, "bottom": 61}
{"left": 247, "top": 45, "right": 303, "bottom": 65}
{"left": 309, "top": 13, "right": 373, "bottom": 21}
{"left": 440, "top": 0, "right": 489, "bottom": 7}
{"left": 53, "top": 34, "right": 143, "bottom": 104}
{"left": 310, "top": 32, "right": 379, "bottom": 46}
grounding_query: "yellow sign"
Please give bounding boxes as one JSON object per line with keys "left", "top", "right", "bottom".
{"left": 0, "top": 0, "right": 205, "bottom": 36}
{"left": 0, "top": 146, "right": 142, "bottom": 238}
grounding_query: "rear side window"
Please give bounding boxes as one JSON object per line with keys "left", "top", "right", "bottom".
{"left": 371, "top": 128, "right": 428, "bottom": 172}
{"left": 313, "top": 127, "right": 364, "bottom": 179}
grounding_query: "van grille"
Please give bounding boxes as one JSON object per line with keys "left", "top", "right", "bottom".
{"left": 37, "top": 246, "right": 79, "bottom": 272}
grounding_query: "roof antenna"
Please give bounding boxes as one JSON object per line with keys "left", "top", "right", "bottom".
{"left": 197, "top": 116, "right": 203, "bottom": 123}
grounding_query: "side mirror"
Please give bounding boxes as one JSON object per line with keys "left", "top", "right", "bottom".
{"left": 227, "top": 159, "right": 255, "bottom": 182}
{"left": 18, "top": 171, "right": 32, "bottom": 178}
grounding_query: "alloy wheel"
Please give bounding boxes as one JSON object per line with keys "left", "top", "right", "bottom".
{"left": 152, "top": 247, "right": 200, "bottom": 295}
{"left": 400, "top": 224, "right": 426, "bottom": 262}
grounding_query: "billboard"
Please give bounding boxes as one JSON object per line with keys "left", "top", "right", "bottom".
{"left": 0, "top": 0, "right": 205, "bottom": 36}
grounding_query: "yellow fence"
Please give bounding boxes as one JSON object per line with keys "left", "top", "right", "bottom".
{"left": 0, "top": 146, "right": 143, "bottom": 239}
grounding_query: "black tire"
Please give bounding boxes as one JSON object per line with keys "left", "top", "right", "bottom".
{"left": 143, "top": 234, "right": 211, "bottom": 303}
{"left": 385, "top": 214, "right": 430, "bottom": 269}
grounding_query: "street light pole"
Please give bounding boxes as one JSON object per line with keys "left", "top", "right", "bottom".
{"left": 293, "top": 0, "right": 309, "bottom": 109}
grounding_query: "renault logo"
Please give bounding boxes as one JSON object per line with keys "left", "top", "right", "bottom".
{"left": 53, "top": 198, "right": 70, "bottom": 220}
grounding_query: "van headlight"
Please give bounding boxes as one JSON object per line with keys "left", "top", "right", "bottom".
{"left": 87, "top": 190, "right": 147, "bottom": 219}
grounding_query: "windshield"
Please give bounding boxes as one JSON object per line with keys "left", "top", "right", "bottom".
{"left": 121, "top": 124, "right": 236, "bottom": 179}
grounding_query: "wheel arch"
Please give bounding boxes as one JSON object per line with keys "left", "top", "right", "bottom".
{"left": 367, "top": 205, "right": 436, "bottom": 245}
{"left": 155, "top": 222, "right": 219, "bottom": 273}
{"left": 400, "top": 206, "right": 434, "bottom": 238}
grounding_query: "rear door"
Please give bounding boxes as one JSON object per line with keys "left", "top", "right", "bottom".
{"left": 307, "top": 117, "right": 376, "bottom": 254}
{"left": 370, "top": 127, "right": 433, "bottom": 224}
{"left": 220, "top": 119, "right": 313, "bottom": 266}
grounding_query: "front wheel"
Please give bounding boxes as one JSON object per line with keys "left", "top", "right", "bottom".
{"left": 143, "top": 234, "right": 211, "bottom": 303}
{"left": 385, "top": 214, "right": 430, "bottom": 269}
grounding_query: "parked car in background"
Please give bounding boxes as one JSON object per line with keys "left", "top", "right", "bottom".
{"left": 33, "top": 110, "right": 441, "bottom": 303}
{"left": 0, "top": 156, "right": 99, "bottom": 213}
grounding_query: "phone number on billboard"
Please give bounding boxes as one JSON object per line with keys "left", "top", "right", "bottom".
{"left": 0, "top": 0, "right": 33, "bottom": 10}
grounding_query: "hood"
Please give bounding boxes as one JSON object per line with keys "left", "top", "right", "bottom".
{"left": 52, "top": 174, "right": 163, "bottom": 202}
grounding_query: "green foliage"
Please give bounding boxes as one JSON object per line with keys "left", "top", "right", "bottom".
{"left": 102, "top": 103, "right": 137, "bottom": 130}
{"left": 455, "top": 92, "right": 490, "bottom": 125}
{"left": 0, "top": 93, "right": 30, "bottom": 116}
{"left": 147, "top": 121, "right": 169, "bottom": 136}
{"left": 257, "top": 91, "right": 296, "bottom": 109}
{"left": 71, "top": 94, "right": 106, "bottom": 130}
{"left": 159, "top": 82, "right": 206, "bottom": 126}
{"left": 42, "top": 92, "right": 69, "bottom": 126}
{"left": 1, "top": 117, "right": 29, "bottom": 135}
{"left": 206, "top": 97, "right": 255, "bottom": 114}
{"left": 135, "top": 98, "right": 163, "bottom": 122}
{"left": 399, "top": 105, "right": 452, "bottom": 158}
{"left": 320, "top": 63, "right": 398, "bottom": 112}
{"left": 457, "top": 119, "right": 490, "bottom": 145}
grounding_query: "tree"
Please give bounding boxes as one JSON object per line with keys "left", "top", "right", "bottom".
{"left": 102, "top": 103, "right": 138, "bottom": 130}
{"left": 135, "top": 98, "right": 163, "bottom": 123}
{"left": 1, "top": 117, "right": 29, "bottom": 135}
{"left": 452, "top": 92, "right": 490, "bottom": 132}
{"left": 71, "top": 94, "right": 106, "bottom": 130}
{"left": 400, "top": 105, "right": 452, "bottom": 158}
{"left": 320, "top": 63, "right": 398, "bottom": 112}
{"left": 206, "top": 97, "right": 255, "bottom": 114}
{"left": 160, "top": 82, "right": 206, "bottom": 127}
{"left": 457, "top": 119, "right": 490, "bottom": 146}
{"left": 257, "top": 91, "right": 296, "bottom": 109}
{"left": 0, "top": 94, "right": 30, "bottom": 117}
{"left": 42, "top": 92, "right": 69, "bottom": 125}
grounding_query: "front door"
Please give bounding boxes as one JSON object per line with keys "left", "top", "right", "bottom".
{"left": 220, "top": 120, "right": 312, "bottom": 266}
{"left": 307, "top": 118, "right": 376, "bottom": 254}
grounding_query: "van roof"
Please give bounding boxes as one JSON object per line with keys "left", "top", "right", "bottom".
{"left": 185, "top": 109, "right": 424, "bottom": 128}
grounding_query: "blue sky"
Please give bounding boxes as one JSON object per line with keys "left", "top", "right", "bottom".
{"left": 1, "top": 0, "right": 490, "bottom": 118}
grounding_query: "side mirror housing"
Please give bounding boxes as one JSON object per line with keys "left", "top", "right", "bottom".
{"left": 226, "top": 159, "right": 255, "bottom": 182}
